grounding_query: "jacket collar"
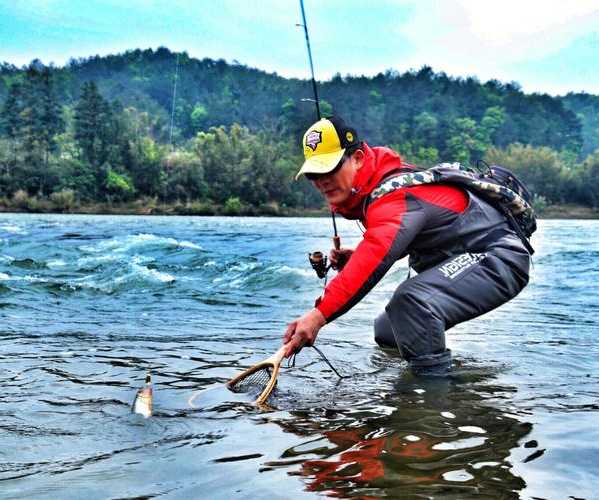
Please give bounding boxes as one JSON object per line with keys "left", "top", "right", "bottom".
{"left": 330, "top": 143, "right": 403, "bottom": 219}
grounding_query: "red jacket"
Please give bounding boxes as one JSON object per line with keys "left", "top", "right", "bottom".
{"left": 316, "top": 142, "right": 474, "bottom": 322}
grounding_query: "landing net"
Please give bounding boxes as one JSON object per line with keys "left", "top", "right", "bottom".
{"left": 228, "top": 367, "right": 273, "bottom": 394}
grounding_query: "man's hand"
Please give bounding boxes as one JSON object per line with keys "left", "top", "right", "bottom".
{"left": 283, "top": 308, "right": 326, "bottom": 358}
{"left": 330, "top": 247, "right": 353, "bottom": 271}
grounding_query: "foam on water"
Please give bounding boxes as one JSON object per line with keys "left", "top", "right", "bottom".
{"left": 80, "top": 232, "right": 202, "bottom": 254}
{"left": 0, "top": 223, "right": 26, "bottom": 234}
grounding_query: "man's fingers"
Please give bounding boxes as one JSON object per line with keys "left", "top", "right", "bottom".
{"left": 330, "top": 249, "right": 340, "bottom": 270}
{"left": 284, "top": 336, "right": 302, "bottom": 358}
{"left": 283, "top": 322, "right": 296, "bottom": 343}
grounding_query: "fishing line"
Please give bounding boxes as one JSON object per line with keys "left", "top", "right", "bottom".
{"left": 169, "top": 52, "right": 180, "bottom": 150}
{"left": 287, "top": 345, "right": 349, "bottom": 379}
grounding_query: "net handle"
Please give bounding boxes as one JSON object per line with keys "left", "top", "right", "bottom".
{"left": 225, "top": 346, "right": 287, "bottom": 404}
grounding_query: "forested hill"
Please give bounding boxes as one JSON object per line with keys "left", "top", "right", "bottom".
{"left": 1, "top": 47, "right": 598, "bottom": 154}
{"left": 0, "top": 47, "right": 598, "bottom": 213}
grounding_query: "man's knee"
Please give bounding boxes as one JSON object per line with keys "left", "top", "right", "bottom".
{"left": 374, "top": 311, "right": 397, "bottom": 349}
{"left": 385, "top": 286, "right": 447, "bottom": 359}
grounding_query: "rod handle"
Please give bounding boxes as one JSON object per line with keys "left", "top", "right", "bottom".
{"left": 333, "top": 235, "right": 341, "bottom": 250}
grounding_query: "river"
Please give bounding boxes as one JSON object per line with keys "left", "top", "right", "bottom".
{"left": 0, "top": 214, "right": 597, "bottom": 499}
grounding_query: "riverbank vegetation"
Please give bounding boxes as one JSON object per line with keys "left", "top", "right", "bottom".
{"left": 0, "top": 48, "right": 597, "bottom": 216}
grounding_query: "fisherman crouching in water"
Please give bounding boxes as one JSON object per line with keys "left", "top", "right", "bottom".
{"left": 282, "top": 116, "right": 531, "bottom": 376}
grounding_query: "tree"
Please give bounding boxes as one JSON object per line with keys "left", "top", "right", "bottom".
{"left": 478, "top": 106, "right": 505, "bottom": 145}
{"left": 445, "top": 117, "right": 482, "bottom": 164}
{"left": 578, "top": 150, "right": 599, "bottom": 207}
{"left": 363, "top": 90, "right": 385, "bottom": 145}
{"left": 105, "top": 168, "right": 135, "bottom": 201}
{"left": 484, "top": 144, "right": 569, "bottom": 203}
{"left": 74, "top": 81, "right": 111, "bottom": 166}
{"left": 36, "top": 66, "right": 64, "bottom": 166}
{"left": 190, "top": 103, "right": 209, "bottom": 134}
{"left": 414, "top": 111, "right": 438, "bottom": 147}
{"left": 130, "top": 137, "right": 165, "bottom": 197}
{"left": 0, "top": 82, "right": 25, "bottom": 162}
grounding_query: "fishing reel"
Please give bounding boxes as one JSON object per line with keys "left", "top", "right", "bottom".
{"left": 308, "top": 251, "right": 330, "bottom": 279}
{"left": 308, "top": 235, "right": 341, "bottom": 280}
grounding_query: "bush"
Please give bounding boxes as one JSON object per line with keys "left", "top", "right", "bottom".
{"left": 223, "top": 196, "right": 243, "bottom": 215}
{"left": 106, "top": 169, "right": 135, "bottom": 201}
{"left": 532, "top": 194, "right": 548, "bottom": 212}
{"left": 177, "top": 201, "right": 216, "bottom": 215}
{"left": 50, "top": 189, "right": 76, "bottom": 211}
{"left": 258, "top": 202, "right": 280, "bottom": 215}
{"left": 12, "top": 190, "right": 33, "bottom": 210}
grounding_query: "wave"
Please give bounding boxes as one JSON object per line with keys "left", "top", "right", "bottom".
{"left": 210, "top": 261, "right": 314, "bottom": 291}
{"left": 0, "top": 224, "right": 27, "bottom": 234}
{"left": 79, "top": 233, "right": 202, "bottom": 254}
{"left": 71, "top": 262, "right": 175, "bottom": 294}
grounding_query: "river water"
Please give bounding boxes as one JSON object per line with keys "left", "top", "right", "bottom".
{"left": 0, "top": 214, "right": 597, "bottom": 499}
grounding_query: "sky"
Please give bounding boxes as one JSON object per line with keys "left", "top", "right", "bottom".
{"left": 1, "top": 0, "right": 599, "bottom": 96}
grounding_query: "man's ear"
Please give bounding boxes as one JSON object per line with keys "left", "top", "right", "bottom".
{"left": 352, "top": 149, "right": 365, "bottom": 170}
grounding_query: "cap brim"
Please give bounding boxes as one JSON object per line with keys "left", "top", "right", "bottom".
{"left": 295, "top": 149, "right": 345, "bottom": 180}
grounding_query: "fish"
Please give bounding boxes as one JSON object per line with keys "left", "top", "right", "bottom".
{"left": 132, "top": 373, "right": 152, "bottom": 418}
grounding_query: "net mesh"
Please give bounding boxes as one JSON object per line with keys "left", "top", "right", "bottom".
{"left": 229, "top": 367, "right": 273, "bottom": 394}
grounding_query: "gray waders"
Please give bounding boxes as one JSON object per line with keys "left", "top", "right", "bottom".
{"left": 374, "top": 235, "right": 530, "bottom": 376}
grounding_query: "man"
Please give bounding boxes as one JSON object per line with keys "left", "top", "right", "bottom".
{"left": 282, "top": 116, "right": 530, "bottom": 376}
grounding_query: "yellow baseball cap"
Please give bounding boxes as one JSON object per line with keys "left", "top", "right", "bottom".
{"left": 296, "top": 116, "right": 359, "bottom": 180}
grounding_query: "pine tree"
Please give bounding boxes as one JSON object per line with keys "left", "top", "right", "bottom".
{"left": 74, "top": 82, "right": 112, "bottom": 163}
{"left": 0, "top": 82, "right": 25, "bottom": 162}
{"left": 38, "top": 66, "right": 64, "bottom": 166}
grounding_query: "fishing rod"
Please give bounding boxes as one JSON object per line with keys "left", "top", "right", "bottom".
{"left": 299, "top": 0, "right": 321, "bottom": 120}
{"left": 299, "top": 0, "right": 341, "bottom": 282}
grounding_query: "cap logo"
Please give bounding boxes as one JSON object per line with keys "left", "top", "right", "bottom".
{"left": 305, "top": 130, "right": 322, "bottom": 151}
{"left": 346, "top": 131, "right": 354, "bottom": 143}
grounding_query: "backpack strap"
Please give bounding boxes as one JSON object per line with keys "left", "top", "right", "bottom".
{"left": 364, "top": 169, "right": 439, "bottom": 213}
{"left": 365, "top": 164, "right": 536, "bottom": 255}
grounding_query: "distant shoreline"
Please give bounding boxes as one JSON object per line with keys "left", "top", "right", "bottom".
{"left": 1, "top": 202, "right": 597, "bottom": 219}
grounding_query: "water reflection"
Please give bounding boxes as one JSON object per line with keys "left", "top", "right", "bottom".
{"left": 264, "top": 365, "right": 534, "bottom": 498}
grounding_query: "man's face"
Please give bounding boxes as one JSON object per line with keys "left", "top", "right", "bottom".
{"left": 309, "top": 150, "right": 364, "bottom": 205}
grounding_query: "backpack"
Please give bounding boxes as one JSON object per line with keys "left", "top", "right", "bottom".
{"left": 368, "top": 162, "right": 537, "bottom": 255}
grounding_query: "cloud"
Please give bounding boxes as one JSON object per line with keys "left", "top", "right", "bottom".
{"left": 393, "top": 0, "right": 599, "bottom": 91}
{"left": 2, "top": 0, "right": 598, "bottom": 94}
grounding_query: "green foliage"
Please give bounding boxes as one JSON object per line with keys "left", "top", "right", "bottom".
{"left": 193, "top": 124, "right": 301, "bottom": 207}
{"left": 532, "top": 194, "right": 548, "bottom": 212}
{"left": 1, "top": 63, "right": 64, "bottom": 173}
{"left": 190, "top": 103, "right": 208, "bottom": 134}
{"left": 446, "top": 117, "right": 481, "bottom": 164}
{"left": 0, "top": 51, "right": 596, "bottom": 212}
{"left": 223, "top": 196, "right": 243, "bottom": 215}
{"left": 320, "top": 99, "right": 333, "bottom": 118}
{"left": 484, "top": 144, "right": 569, "bottom": 203}
{"left": 414, "top": 112, "right": 438, "bottom": 146}
{"left": 561, "top": 93, "right": 599, "bottom": 156}
{"left": 161, "top": 151, "right": 207, "bottom": 202}
{"left": 130, "top": 137, "right": 165, "bottom": 197}
{"left": 54, "top": 156, "right": 97, "bottom": 201}
{"left": 578, "top": 150, "right": 599, "bottom": 208}
{"left": 106, "top": 169, "right": 135, "bottom": 201}
{"left": 74, "top": 81, "right": 111, "bottom": 169}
